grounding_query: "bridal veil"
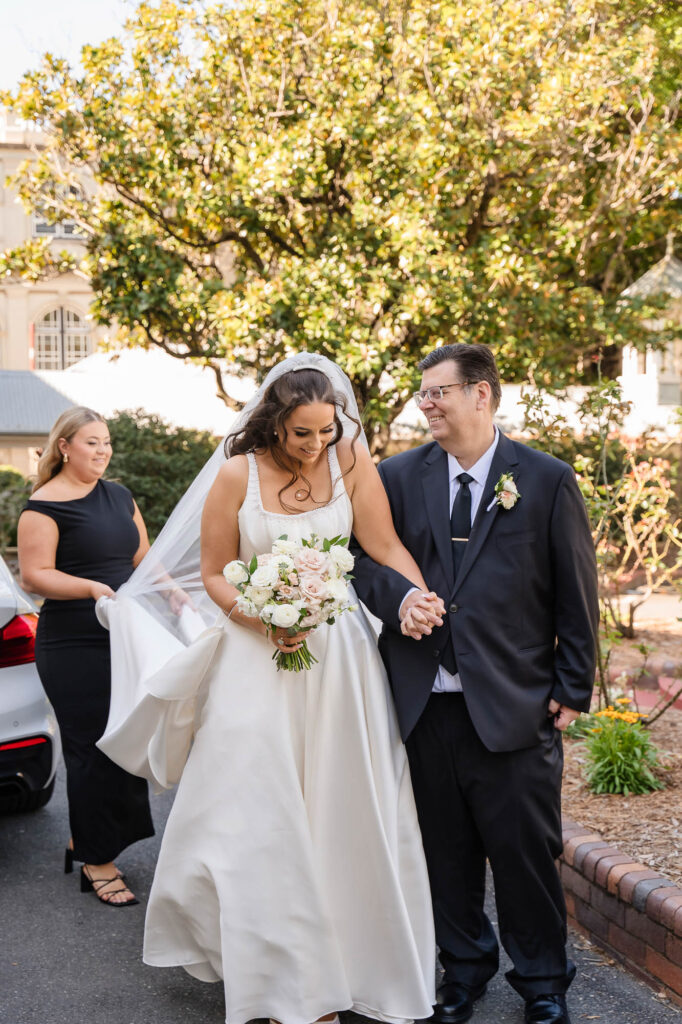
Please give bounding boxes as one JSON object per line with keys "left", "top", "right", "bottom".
{"left": 97, "top": 352, "right": 367, "bottom": 789}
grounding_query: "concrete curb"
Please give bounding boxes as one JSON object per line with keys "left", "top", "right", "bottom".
{"left": 561, "top": 817, "right": 682, "bottom": 1006}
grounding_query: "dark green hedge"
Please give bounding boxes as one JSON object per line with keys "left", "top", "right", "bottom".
{"left": 106, "top": 409, "right": 219, "bottom": 540}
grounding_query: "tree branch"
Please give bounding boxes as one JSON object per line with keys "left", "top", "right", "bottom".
{"left": 464, "top": 160, "right": 498, "bottom": 247}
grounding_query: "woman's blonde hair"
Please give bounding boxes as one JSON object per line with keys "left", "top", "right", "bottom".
{"left": 33, "top": 406, "right": 107, "bottom": 493}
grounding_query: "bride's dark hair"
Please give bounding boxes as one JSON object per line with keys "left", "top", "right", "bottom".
{"left": 226, "top": 368, "right": 362, "bottom": 512}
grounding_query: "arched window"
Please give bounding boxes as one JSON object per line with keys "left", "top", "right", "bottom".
{"left": 34, "top": 308, "right": 91, "bottom": 370}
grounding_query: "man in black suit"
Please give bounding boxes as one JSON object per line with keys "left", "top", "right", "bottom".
{"left": 351, "top": 344, "right": 598, "bottom": 1024}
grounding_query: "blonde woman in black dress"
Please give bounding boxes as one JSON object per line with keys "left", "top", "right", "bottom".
{"left": 18, "top": 407, "right": 179, "bottom": 906}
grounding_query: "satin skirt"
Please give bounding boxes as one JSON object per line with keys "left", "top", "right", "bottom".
{"left": 140, "top": 607, "right": 435, "bottom": 1024}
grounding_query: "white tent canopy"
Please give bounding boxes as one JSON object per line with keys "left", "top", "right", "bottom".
{"left": 36, "top": 347, "right": 256, "bottom": 437}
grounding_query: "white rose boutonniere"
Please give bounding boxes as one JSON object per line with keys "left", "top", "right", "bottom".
{"left": 494, "top": 473, "right": 521, "bottom": 511}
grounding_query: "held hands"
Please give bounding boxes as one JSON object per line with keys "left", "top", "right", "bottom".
{"left": 548, "top": 699, "right": 580, "bottom": 731}
{"left": 400, "top": 591, "right": 445, "bottom": 640}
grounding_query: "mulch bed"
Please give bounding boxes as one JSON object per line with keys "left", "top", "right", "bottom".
{"left": 562, "top": 621, "right": 682, "bottom": 887}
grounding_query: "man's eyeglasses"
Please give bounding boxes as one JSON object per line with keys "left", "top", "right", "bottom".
{"left": 412, "top": 382, "right": 476, "bottom": 407}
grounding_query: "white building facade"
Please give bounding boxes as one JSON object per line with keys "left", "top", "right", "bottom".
{"left": 0, "top": 113, "right": 103, "bottom": 472}
{"left": 620, "top": 247, "right": 682, "bottom": 431}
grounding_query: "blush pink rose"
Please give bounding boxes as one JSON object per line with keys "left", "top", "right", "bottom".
{"left": 276, "top": 583, "right": 300, "bottom": 600}
{"left": 299, "top": 574, "right": 329, "bottom": 603}
{"left": 294, "top": 548, "right": 329, "bottom": 575}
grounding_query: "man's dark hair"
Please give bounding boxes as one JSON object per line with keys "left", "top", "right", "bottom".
{"left": 417, "top": 344, "right": 502, "bottom": 412}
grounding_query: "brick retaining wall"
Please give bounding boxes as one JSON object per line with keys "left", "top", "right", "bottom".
{"left": 561, "top": 817, "right": 682, "bottom": 1006}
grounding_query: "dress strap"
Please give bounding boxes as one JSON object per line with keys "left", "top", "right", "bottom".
{"left": 22, "top": 500, "right": 60, "bottom": 524}
{"left": 327, "top": 445, "right": 346, "bottom": 502}
{"left": 244, "top": 452, "right": 261, "bottom": 504}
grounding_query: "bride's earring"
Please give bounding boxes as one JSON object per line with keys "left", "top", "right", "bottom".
{"left": 63, "top": 452, "right": 69, "bottom": 463}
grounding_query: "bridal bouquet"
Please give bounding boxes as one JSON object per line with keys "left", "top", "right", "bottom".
{"left": 222, "top": 534, "right": 357, "bottom": 671}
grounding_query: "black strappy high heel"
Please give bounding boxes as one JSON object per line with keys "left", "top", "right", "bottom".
{"left": 80, "top": 865, "right": 139, "bottom": 907}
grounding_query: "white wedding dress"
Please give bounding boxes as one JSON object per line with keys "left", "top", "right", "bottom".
{"left": 128, "top": 446, "right": 435, "bottom": 1024}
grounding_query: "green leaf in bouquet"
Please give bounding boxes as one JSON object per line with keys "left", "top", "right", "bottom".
{"left": 248, "top": 554, "right": 258, "bottom": 574}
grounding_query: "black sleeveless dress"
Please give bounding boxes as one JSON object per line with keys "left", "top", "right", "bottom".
{"left": 24, "top": 479, "right": 154, "bottom": 864}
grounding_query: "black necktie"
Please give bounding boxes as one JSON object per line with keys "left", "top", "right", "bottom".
{"left": 450, "top": 472, "right": 473, "bottom": 577}
{"left": 439, "top": 472, "right": 473, "bottom": 677}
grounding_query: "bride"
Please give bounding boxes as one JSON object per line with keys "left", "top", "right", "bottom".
{"left": 97, "top": 353, "right": 443, "bottom": 1024}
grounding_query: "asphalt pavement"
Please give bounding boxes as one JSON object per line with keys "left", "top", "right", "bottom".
{"left": 621, "top": 589, "right": 682, "bottom": 624}
{"left": 1, "top": 768, "right": 681, "bottom": 1024}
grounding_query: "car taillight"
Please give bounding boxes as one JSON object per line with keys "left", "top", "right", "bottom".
{"left": 0, "top": 613, "right": 38, "bottom": 668}
{"left": 0, "top": 736, "right": 47, "bottom": 751}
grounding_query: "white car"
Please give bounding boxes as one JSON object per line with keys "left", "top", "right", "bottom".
{"left": 0, "top": 555, "right": 60, "bottom": 812}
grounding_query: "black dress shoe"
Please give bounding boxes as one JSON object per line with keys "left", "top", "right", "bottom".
{"left": 431, "top": 982, "right": 487, "bottom": 1024}
{"left": 524, "top": 994, "right": 571, "bottom": 1024}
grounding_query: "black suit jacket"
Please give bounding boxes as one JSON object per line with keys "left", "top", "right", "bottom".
{"left": 351, "top": 432, "right": 599, "bottom": 751}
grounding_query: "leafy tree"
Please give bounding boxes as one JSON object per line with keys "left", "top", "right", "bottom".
{"left": 3, "top": 0, "right": 682, "bottom": 451}
{"left": 106, "top": 409, "right": 217, "bottom": 539}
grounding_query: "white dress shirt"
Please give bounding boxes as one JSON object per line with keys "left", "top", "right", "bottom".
{"left": 399, "top": 428, "right": 500, "bottom": 693}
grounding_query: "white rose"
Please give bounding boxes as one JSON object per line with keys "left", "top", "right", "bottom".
{"left": 245, "top": 585, "right": 274, "bottom": 609}
{"left": 236, "top": 595, "right": 258, "bottom": 618}
{"left": 499, "top": 490, "right": 516, "bottom": 510}
{"left": 250, "top": 564, "right": 280, "bottom": 589}
{"left": 272, "top": 554, "right": 295, "bottom": 575}
{"left": 260, "top": 603, "right": 276, "bottom": 622}
{"left": 328, "top": 545, "right": 354, "bottom": 574}
{"left": 272, "top": 538, "right": 299, "bottom": 556}
{"left": 270, "top": 603, "right": 301, "bottom": 628}
{"left": 326, "top": 577, "right": 350, "bottom": 603}
{"left": 223, "top": 560, "right": 249, "bottom": 585}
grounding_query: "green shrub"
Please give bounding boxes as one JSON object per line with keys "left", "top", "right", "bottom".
{"left": 106, "top": 409, "right": 218, "bottom": 540}
{"left": 563, "top": 713, "right": 598, "bottom": 740}
{"left": 583, "top": 705, "right": 665, "bottom": 796}
{"left": 0, "top": 465, "right": 32, "bottom": 552}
